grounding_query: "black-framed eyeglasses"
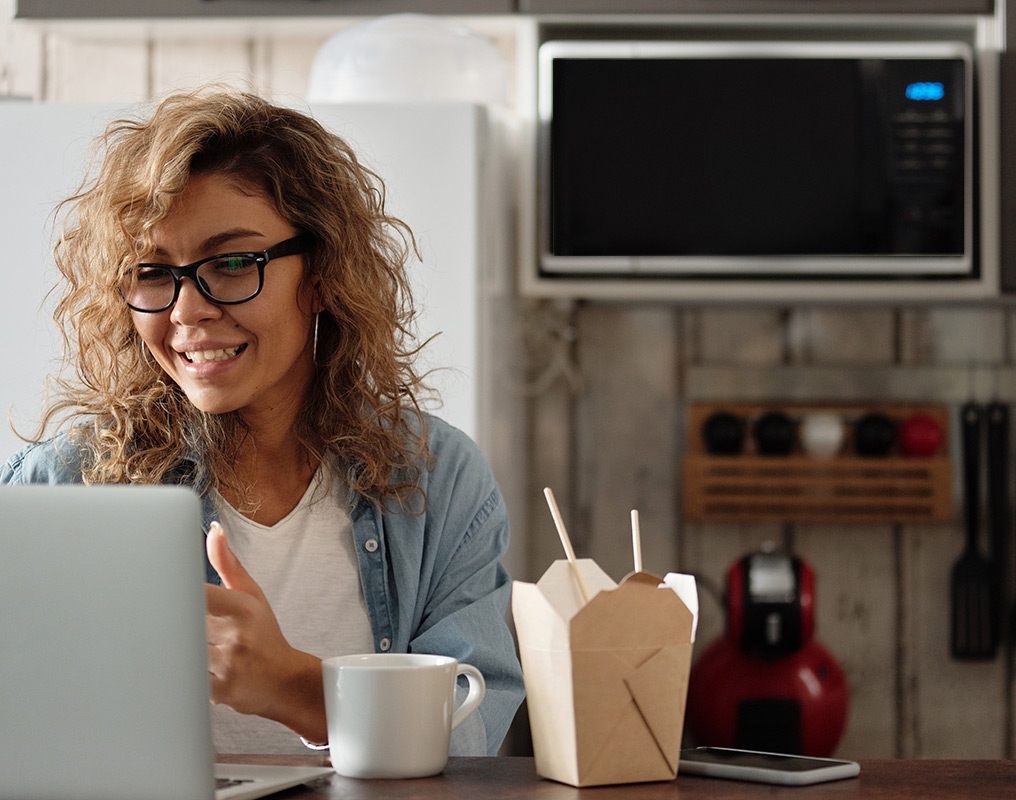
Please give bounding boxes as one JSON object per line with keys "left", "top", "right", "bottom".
{"left": 119, "top": 234, "right": 313, "bottom": 313}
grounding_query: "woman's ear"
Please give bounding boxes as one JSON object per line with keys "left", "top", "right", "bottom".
{"left": 302, "top": 273, "right": 325, "bottom": 315}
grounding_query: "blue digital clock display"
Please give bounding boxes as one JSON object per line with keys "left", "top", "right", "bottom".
{"left": 906, "top": 82, "right": 945, "bottom": 101}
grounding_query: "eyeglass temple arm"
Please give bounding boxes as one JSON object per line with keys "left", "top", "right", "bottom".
{"left": 266, "top": 234, "right": 313, "bottom": 260}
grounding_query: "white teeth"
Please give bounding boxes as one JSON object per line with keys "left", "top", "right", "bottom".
{"left": 185, "top": 347, "right": 241, "bottom": 364}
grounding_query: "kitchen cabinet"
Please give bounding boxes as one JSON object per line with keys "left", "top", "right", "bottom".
{"left": 13, "top": 0, "right": 994, "bottom": 17}
{"left": 520, "top": 0, "right": 993, "bottom": 13}
{"left": 13, "top": 0, "right": 515, "bottom": 19}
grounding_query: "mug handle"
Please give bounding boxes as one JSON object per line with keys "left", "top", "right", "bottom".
{"left": 451, "top": 664, "right": 486, "bottom": 731}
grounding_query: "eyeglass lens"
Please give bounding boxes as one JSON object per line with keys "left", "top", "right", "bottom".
{"left": 122, "top": 255, "right": 261, "bottom": 312}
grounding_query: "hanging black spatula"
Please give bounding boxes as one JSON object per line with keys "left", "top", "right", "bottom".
{"left": 951, "top": 401, "right": 996, "bottom": 660}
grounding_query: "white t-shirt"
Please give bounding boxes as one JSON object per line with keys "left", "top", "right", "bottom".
{"left": 210, "top": 467, "right": 375, "bottom": 754}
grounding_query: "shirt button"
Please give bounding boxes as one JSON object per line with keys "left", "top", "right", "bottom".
{"left": 379, "top": 638, "right": 391, "bottom": 651}
{"left": 364, "top": 538, "right": 378, "bottom": 552}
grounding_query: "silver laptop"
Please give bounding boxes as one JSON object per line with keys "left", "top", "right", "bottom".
{"left": 0, "top": 484, "right": 331, "bottom": 800}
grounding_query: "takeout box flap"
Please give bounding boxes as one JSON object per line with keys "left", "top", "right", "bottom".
{"left": 536, "top": 558, "right": 617, "bottom": 619}
{"left": 570, "top": 570, "right": 693, "bottom": 650}
{"left": 512, "top": 579, "right": 567, "bottom": 653}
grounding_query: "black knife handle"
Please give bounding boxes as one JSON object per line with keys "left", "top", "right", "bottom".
{"left": 986, "top": 402, "right": 1009, "bottom": 538}
{"left": 961, "top": 402, "right": 983, "bottom": 550}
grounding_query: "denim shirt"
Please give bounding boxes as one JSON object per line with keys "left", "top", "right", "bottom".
{"left": 1, "top": 414, "right": 525, "bottom": 756}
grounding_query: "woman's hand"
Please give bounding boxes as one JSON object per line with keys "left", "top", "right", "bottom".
{"left": 204, "top": 521, "right": 327, "bottom": 744}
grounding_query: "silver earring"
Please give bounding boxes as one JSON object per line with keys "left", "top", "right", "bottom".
{"left": 312, "top": 312, "right": 320, "bottom": 362}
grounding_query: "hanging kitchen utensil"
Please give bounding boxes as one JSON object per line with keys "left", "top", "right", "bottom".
{"left": 951, "top": 402, "right": 996, "bottom": 660}
{"left": 986, "top": 402, "right": 1009, "bottom": 653}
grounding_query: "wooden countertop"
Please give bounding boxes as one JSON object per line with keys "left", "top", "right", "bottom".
{"left": 219, "top": 754, "right": 1016, "bottom": 799}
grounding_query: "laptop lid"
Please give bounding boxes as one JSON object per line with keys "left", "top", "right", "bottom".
{"left": 0, "top": 484, "right": 214, "bottom": 800}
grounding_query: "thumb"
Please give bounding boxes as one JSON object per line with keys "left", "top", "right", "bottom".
{"left": 206, "top": 521, "right": 263, "bottom": 597}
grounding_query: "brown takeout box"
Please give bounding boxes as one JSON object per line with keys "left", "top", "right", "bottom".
{"left": 512, "top": 559, "right": 695, "bottom": 787}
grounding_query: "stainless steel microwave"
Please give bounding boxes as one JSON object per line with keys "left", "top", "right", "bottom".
{"left": 538, "top": 40, "right": 976, "bottom": 282}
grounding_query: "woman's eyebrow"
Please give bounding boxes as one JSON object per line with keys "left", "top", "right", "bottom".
{"left": 150, "top": 228, "right": 266, "bottom": 260}
{"left": 198, "top": 229, "right": 266, "bottom": 253}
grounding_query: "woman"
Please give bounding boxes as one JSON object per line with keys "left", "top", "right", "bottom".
{"left": 1, "top": 87, "right": 524, "bottom": 756}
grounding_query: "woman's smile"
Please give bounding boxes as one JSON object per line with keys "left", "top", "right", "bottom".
{"left": 182, "top": 344, "right": 247, "bottom": 364}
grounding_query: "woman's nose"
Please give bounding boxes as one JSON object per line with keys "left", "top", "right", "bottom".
{"left": 170, "top": 277, "right": 222, "bottom": 325}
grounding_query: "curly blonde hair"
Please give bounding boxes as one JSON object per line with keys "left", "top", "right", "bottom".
{"left": 34, "top": 86, "right": 431, "bottom": 506}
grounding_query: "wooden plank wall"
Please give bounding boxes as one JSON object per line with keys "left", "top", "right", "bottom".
{"left": 2, "top": 11, "right": 1014, "bottom": 760}
{"left": 527, "top": 304, "right": 1016, "bottom": 759}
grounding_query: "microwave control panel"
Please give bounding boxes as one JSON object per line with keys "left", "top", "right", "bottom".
{"left": 886, "top": 60, "right": 966, "bottom": 256}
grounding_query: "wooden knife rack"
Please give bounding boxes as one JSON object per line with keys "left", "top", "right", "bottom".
{"left": 682, "top": 402, "right": 953, "bottom": 523}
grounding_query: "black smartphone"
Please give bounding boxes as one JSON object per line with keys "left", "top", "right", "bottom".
{"left": 678, "top": 747, "right": 860, "bottom": 786}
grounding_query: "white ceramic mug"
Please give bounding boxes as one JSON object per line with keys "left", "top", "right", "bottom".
{"left": 321, "top": 653, "right": 485, "bottom": 779}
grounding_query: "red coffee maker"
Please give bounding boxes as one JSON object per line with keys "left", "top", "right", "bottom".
{"left": 686, "top": 553, "right": 849, "bottom": 757}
